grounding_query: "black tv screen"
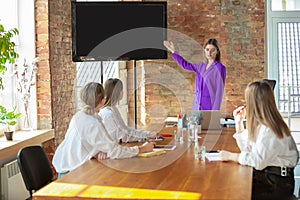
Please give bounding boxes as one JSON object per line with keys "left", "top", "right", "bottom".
{"left": 72, "top": 1, "right": 167, "bottom": 61}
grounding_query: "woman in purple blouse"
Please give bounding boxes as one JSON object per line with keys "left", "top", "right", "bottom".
{"left": 164, "top": 39, "right": 226, "bottom": 110}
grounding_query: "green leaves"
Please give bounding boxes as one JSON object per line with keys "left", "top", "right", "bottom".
{"left": 0, "top": 105, "right": 22, "bottom": 127}
{"left": 0, "top": 23, "right": 19, "bottom": 90}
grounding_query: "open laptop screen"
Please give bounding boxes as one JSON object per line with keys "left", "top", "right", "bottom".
{"left": 200, "top": 110, "right": 222, "bottom": 130}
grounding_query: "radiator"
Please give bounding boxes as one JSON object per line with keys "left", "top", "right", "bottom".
{"left": 1, "top": 160, "right": 30, "bottom": 200}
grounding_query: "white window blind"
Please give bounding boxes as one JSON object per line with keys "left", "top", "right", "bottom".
{"left": 278, "top": 22, "right": 300, "bottom": 113}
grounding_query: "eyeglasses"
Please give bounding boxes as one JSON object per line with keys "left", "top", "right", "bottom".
{"left": 205, "top": 48, "right": 217, "bottom": 54}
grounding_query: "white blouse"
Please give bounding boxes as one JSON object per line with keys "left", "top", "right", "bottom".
{"left": 99, "top": 106, "right": 156, "bottom": 143}
{"left": 234, "top": 125, "right": 299, "bottom": 170}
{"left": 52, "top": 111, "right": 139, "bottom": 173}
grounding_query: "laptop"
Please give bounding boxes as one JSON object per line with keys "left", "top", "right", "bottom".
{"left": 200, "top": 110, "right": 222, "bottom": 130}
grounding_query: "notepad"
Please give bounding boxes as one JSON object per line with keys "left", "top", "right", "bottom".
{"left": 205, "top": 152, "right": 221, "bottom": 161}
{"left": 138, "top": 149, "right": 166, "bottom": 157}
{"left": 154, "top": 145, "right": 176, "bottom": 151}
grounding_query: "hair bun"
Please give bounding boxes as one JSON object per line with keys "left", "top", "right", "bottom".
{"left": 82, "top": 104, "right": 94, "bottom": 115}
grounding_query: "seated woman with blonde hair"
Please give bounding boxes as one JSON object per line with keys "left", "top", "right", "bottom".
{"left": 99, "top": 78, "right": 159, "bottom": 143}
{"left": 52, "top": 82, "right": 154, "bottom": 178}
{"left": 220, "top": 80, "right": 298, "bottom": 200}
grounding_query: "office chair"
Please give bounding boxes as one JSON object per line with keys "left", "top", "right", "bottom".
{"left": 17, "top": 145, "right": 53, "bottom": 199}
{"left": 263, "top": 79, "right": 276, "bottom": 90}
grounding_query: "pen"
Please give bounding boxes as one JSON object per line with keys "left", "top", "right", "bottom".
{"left": 236, "top": 106, "right": 246, "bottom": 114}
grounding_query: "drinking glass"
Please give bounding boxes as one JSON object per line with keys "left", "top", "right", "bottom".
{"left": 192, "top": 122, "right": 198, "bottom": 143}
{"left": 199, "top": 145, "right": 206, "bottom": 161}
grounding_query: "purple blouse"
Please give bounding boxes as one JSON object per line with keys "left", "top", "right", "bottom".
{"left": 172, "top": 52, "right": 226, "bottom": 110}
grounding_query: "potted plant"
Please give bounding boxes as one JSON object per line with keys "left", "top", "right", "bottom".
{"left": 0, "top": 105, "right": 22, "bottom": 140}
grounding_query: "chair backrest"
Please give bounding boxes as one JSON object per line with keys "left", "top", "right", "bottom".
{"left": 263, "top": 79, "right": 276, "bottom": 90}
{"left": 17, "top": 145, "right": 53, "bottom": 196}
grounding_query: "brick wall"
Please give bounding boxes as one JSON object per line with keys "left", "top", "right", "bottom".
{"left": 48, "top": 0, "right": 76, "bottom": 145}
{"left": 35, "top": 0, "right": 52, "bottom": 130}
{"left": 35, "top": 0, "right": 76, "bottom": 175}
{"left": 128, "top": 0, "right": 265, "bottom": 127}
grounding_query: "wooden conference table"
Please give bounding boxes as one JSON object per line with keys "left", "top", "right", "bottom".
{"left": 33, "top": 127, "right": 252, "bottom": 200}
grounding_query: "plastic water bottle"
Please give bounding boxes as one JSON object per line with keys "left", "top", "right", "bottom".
{"left": 177, "top": 112, "right": 183, "bottom": 129}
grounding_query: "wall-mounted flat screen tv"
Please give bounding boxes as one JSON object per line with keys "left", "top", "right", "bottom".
{"left": 72, "top": 1, "right": 167, "bottom": 61}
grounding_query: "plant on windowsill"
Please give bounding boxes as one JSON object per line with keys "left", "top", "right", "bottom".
{"left": 0, "top": 105, "right": 22, "bottom": 141}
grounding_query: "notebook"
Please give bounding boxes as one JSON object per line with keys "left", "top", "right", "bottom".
{"left": 200, "top": 110, "right": 222, "bottom": 130}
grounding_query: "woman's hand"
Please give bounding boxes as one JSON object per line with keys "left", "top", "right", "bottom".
{"left": 138, "top": 141, "right": 155, "bottom": 153}
{"left": 95, "top": 151, "right": 108, "bottom": 161}
{"left": 233, "top": 106, "right": 246, "bottom": 133}
{"left": 163, "top": 41, "right": 175, "bottom": 53}
{"left": 219, "top": 150, "right": 239, "bottom": 162}
{"left": 233, "top": 106, "right": 246, "bottom": 121}
{"left": 147, "top": 132, "right": 162, "bottom": 140}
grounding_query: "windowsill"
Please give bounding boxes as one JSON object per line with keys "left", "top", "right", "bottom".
{"left": 0, "top": 129, "right": 54, "bottom": 162}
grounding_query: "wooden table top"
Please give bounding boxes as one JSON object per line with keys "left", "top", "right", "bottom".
{"left": 33, "top": 127, "right": 252, "bottom": 200}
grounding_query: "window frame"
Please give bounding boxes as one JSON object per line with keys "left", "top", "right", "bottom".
{"left": 267, "top": 0, "right": 300, "bottom": 107}
{"left": 0, "top": 0, "right": 37, "bottom": 130}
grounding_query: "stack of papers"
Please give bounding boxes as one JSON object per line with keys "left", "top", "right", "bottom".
{"left": 164, "top": 117, "right": 178, "bottom": 123}
{"left": 205, "top": 152, "right": 221, "bottom": 161}
{"left": 164, "top": 117, "right": 178, "bottom": 127}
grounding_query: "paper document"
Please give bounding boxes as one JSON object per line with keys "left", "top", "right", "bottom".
{"left": 164, "top": 117, "right": 178, "bottom": 127}
{"left": 205, "top": 152, "right": 222, "bottom": 161}
{"left": 154, "top": 145, "right": 176, "bottom": 151}
{"left": 164, "top": 117, "right": 178, "bottom": 123}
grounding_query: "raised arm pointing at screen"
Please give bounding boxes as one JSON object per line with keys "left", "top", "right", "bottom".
{"left": 164, "top": 39, "right": 226, "bottom": 110}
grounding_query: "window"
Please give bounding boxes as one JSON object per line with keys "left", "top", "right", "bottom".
{"left": 0, "top": 0, "right": 36, "bottom": 130}
{"left": 267, "top": 0, "right": 300, "bottom": 130}
{"left": 0, "top": 0, "right": 18, "bottom": 110}
{"left": 277, "top": 22, "right": 300, "bottom": 113}
{"left": 271, "top": 0, "right": 300, "bottom": 11}
{"left": 75, "top": 61, "right": 118, "bottom": 110}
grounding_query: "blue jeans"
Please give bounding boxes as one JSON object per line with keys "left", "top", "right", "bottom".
{"left": 58, "top": 171, "right": 69, "bottom": 178}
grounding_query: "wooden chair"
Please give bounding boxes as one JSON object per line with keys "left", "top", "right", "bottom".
{"left": 263, "top": 79, "right": 276, "bottom": 90}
